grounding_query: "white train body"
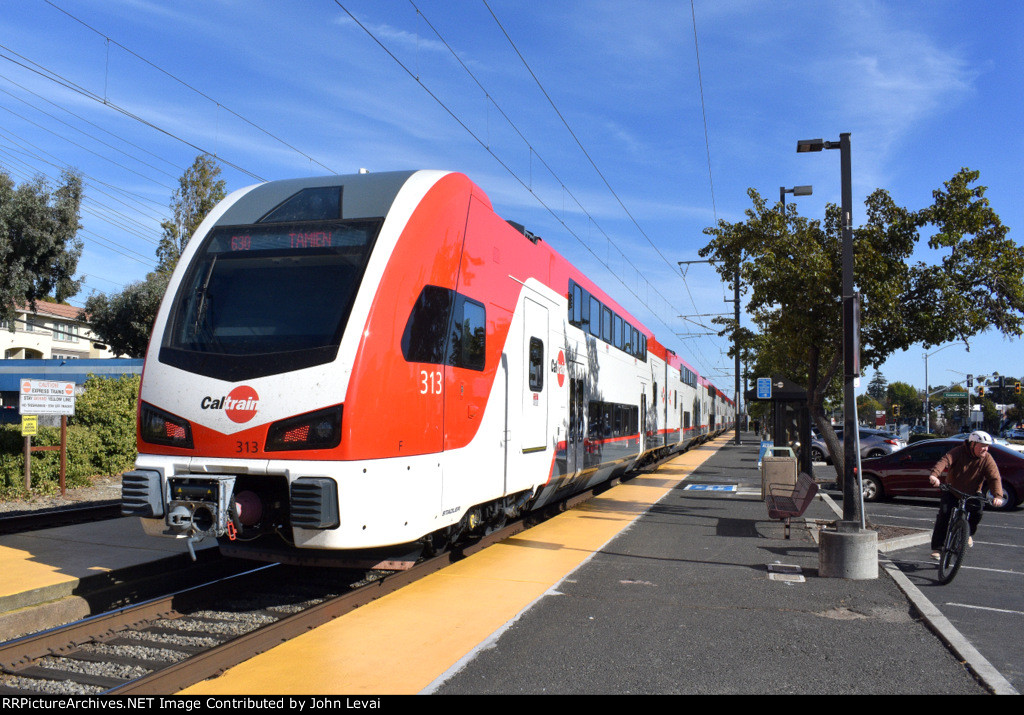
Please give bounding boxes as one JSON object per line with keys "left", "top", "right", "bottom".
{"left": 122, "top": 171, "right": 734, "bottom": 565}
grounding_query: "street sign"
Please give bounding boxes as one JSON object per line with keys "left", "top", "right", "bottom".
{"left": 943, "top": 392, "right": 968, "bottom": 399}
{"left": 756, "top": 377, "right": 772, "bottom": 400}
{"left": 19, "top": 379, "right": 76, "bottom": 416}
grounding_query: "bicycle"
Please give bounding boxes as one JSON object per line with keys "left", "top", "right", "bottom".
{"left": 936, "top": 483, "right": 987, "bottom": 585}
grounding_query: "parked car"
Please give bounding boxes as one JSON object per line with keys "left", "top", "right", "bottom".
{"left": 860, "top": 438, "right": 1024, "bottom": 510}
{"left": 809, "top": 428, "right": 906, "bottom": 463}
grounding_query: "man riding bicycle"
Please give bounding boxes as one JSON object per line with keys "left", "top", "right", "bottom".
{"left": 928, "top": 430, "right": 1005, "bottom": 560}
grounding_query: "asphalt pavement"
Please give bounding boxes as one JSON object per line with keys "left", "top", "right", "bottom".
{"left": 432, "top": 434, "right": 1016, "bottom": 695}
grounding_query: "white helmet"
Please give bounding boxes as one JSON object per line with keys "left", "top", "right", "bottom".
{"left": 968, "top": 430, "right": 993, "bottom": 445}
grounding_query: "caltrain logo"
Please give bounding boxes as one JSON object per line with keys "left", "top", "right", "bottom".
{"left": 200, "top": 386, "right": 260, "bottom": 423}
{"left": 556, "top": 350, "right": 566, "bottom": 388}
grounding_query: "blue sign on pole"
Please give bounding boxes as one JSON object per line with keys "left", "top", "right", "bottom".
{"left": 757, "top": 377, "right": 772, "bottom": 400}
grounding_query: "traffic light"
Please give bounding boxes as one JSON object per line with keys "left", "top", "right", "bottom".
{"left": 1016, "top": 381, "right": 1022, "bottom": 395}
{"left": 967, "top": 374, "right": 973, "bottom": 387}
{"left": 892, "top": 404, "right": 900, "bottom": 417}
{"left": 978, "top": 385, "right": 985, "bottom": 397}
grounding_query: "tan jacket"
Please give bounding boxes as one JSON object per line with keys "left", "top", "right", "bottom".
{"left": 930, "top": 443, "right": 1003, "bottom": 499}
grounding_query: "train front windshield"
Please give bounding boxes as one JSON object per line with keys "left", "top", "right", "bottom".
{"left": 159, "top": 219, "right": 381, "bottom": 381}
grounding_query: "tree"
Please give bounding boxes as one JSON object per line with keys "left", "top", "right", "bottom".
{"left": 155, "top": 154, "right": 226, "bottom": 274}
{"left": 866, "top": 372, "right": 887, "bottom": 402}
{"left": 84, "top": 155, "right": 226, "bottom": 355}
{"left": 0, "top": 169, "right": 83, "bottom": 328}
{"left": 81, "top": 272, "right": 170, "bottom": 357}
{"left": 700, "top": 168, "right": 1024, "bottom": 483}
{"left": 886, "top": 381, "right": 920, "bottom": 423}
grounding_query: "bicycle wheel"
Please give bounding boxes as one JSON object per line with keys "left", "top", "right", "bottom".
{"left": 938, "top": 516, "right": 969, "bottom": 585}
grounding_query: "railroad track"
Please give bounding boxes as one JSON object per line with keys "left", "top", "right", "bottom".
{"left": 0, "top": 517, "right": 531, "bottom": 694}
{"left": 0, "top": 444, "right": 700, "bottom": 695}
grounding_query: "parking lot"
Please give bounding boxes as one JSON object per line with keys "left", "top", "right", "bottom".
{"left": 859, "top": 493, "right": 1024, "bottom": 691}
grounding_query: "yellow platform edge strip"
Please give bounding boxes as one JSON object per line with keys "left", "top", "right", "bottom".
{"left": 184, "top": 436, "right": 728, "bottom": 695}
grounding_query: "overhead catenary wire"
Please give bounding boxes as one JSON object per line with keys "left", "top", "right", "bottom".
{"left": 388, "top": 1, "right": 724, "bottom": 375}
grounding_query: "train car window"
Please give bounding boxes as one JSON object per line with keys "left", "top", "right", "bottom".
{"left": 632, "top": 327, "right": 640, "bottom": 358}
{"left": 258, "top": 187, "right": 342, "bottom": 223}
{"left": 449, "top": 295, "right": 487, "bottom": 371}
{"left": 570, "top": 283, "right": 583, "bottom": 326}
{"left": 613, "top": 314, "right": 623, "bottom": 350}
{"left": 587, "top": 401, "right": 601, "bottom": 441}
{"left": 580, "top": 288, "right": 591, "bottom": 333}
{"left": 601, "top": 306, "right": 612, "bottom": 342}
{"left": 589, "top": 296, "right": 602, "bottom": 337}
{"left": 528, "top": 337, "right": 544, "bottom": 391}
{"left": 402, "top": 285, "right": 454, "bottom": 364}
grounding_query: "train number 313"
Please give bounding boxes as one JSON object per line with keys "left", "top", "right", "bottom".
{"left": 420, "top": 370, "right": 443, "bottom": 395}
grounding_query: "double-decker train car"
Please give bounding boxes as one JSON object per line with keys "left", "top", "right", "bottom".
{"left": 122, "top": 170, "right": 734, "bottom": 566}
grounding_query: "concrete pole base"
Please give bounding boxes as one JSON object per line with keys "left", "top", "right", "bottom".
{"left": 819, "top": 527, "right": 878, "bottom": 579}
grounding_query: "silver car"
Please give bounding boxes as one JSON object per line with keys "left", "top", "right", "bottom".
{"left": 810, "top": 428, "right": 906, "bottom": 464}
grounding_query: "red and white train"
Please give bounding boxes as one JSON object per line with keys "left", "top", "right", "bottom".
{"left": 123, "top": 170, "right": 734, "bottom": 566}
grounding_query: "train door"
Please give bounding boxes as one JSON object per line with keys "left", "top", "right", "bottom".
{"left": 568, "top": 377, "right": 584, "bottom": 476}
{"left": 640, "top": 392, "right": 648, "bottom": 452}
{"left": 522, "top": 298, "right": 548, "bottom": 452}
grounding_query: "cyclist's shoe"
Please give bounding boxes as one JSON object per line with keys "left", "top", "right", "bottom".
{"left": 968, "top": 537, "right": 973, "bottom": 548}
{"left": 930, "top": 551, "right": 941, "bottom": 560}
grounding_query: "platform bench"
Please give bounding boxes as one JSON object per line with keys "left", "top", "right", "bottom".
{"left": 766, "top": 472, "right": 819, "bottom": 539}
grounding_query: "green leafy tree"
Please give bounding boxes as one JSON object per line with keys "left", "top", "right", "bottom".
{"left": 886, "top": 381, "right": 921, "bottom": 423}
{"left": 81, "top": 273, "right": 170, "bottom": 357}
{"left": 857, "top": 394, "right": 883, "bottom": 422}
{"left": 155, "top": 154, "right": 226, "bottom": 274}
{"left": 0, "top": 169, "right": 83, "bottom": 328}
{"left": 700, "top": 168, "right": 1024, "bottom": 483}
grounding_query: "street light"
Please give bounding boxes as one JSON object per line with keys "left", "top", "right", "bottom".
{"left": 780, "top": 185, "right": 813, "bottom": 212}
{"left": 798, "top": 133, "right": 862, "bottom": 528}
{"left": 923, "top": 343, "right": 958, "bottom": 433}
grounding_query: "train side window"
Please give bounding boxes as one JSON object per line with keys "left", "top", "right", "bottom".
{"left": 601, "top": 306, "right": 612, "bottom": 343}
{"left": 589, "top": 296, "right": 602, "bottom": 338}
{"left": 570, "top": 283, "right": 583, "bottom": 326}
{"left": 528, "top": 337, "right": 544, "bottom": 391}
{"left": 450, "top": 295, "right": 486, "bottom": 371}
{"left": 401, "top": 285, "right": 454, "bottom": 364}
{"left": 613, "top": 314, "right": 623, "bottom": 350}
{"left": 588, "top": 401, "right": 601, "bottom": 441}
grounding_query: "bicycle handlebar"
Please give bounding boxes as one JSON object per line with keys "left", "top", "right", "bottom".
{"left": 939, "top": 483, "right": 991, "bottom": 505}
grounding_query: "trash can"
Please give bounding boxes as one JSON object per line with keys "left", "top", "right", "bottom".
{"left": 761, "top": 447, "right": 797, "bottom": 500}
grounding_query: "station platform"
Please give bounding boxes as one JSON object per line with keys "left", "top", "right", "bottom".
{"left": 1, "top": 434, "right": 1014, "bottom": 694}
{"left": 0, "top": 515, "right": 213, "bottom": 638}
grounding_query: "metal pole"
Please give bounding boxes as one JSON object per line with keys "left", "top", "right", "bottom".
{"left": 924, "top": 354, "right": 930, "bottom": 434}
{"left": 734, "top": 267, "right": 741, "bottom": 445}
{"left": 839, "top": 132, "right": 862, "bottom": 527}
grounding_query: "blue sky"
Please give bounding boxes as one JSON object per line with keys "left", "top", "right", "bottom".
{"left": 1, "top": 0, "right": 1021, "bottom": 401}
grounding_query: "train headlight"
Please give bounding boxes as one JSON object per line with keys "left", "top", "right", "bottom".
{"left": 266, "top": 404, "right": 343, "bottom": 451}
{"left": 140, "top": 402, "right": 194, "bottom": 449}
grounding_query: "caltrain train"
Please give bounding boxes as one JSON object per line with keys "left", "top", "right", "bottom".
{"left": 122, "top": 170, "right": 734, "bottom": 567}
